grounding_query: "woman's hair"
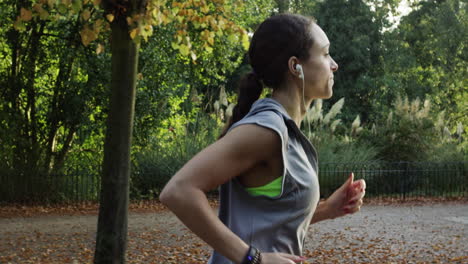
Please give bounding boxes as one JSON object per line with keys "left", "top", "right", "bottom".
{"left": 220, "top": 14, "right": 316, "bottom": 137}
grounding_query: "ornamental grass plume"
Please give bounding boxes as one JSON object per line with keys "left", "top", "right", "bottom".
{"left": 323, "top": 98, "right": 344, "bottom": 125}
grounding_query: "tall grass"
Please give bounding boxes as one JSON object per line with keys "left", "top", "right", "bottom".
{"left": 302, "top": 99, "right": 380, "bottom": 195}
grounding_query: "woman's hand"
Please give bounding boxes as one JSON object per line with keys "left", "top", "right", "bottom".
{"left": 324, "top": 172, "right": 366, "bottom": 219}
{"left": 261, "top": 253, "right": 307, "bottom": 264}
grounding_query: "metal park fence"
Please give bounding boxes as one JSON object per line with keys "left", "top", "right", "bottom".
{"left": 0, "top": 161, "right": 466, "bottom": 204}
{"left": 318, "top": 161, "right": 467, "bottom": 199}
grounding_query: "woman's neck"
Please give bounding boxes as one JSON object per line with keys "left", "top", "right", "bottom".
{"left": 271, "top": 88, "right": 310, "bottom": 127}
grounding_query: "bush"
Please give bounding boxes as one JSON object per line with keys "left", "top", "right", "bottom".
{"left": 360, "top": 96, "right": 466, "bottom": 163}
{"left": 131, "top": 113, "right": 221, "bottom": 199}
{"left": 302, "top": 99, "right": 381, "bottom": 196}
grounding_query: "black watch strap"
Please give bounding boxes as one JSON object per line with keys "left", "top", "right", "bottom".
{"left": 241, "top": 246, "right": 262, "bottom": 264}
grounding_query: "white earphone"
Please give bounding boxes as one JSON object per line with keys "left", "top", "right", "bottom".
{"left": 295, "top": 64, "right": 304, "bottom": 79}
{"left": 295, "top": 64, "right": 307, "bottom": 111}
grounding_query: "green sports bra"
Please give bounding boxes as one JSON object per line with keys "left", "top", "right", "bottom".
{"left": 245, "top": 176, "right": 283, "bottom": 198}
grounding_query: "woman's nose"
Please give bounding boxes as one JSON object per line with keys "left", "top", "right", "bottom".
{"left": 331, "top": 59, "right": 338, "bottom": 72}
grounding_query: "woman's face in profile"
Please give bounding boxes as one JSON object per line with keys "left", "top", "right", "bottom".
{"left": 301, "top": 23, "right": 339, "bottom": 100}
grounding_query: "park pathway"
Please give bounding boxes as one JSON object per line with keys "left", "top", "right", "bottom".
{"left": 1, "top": 203, "right": 467, "bottom": 263}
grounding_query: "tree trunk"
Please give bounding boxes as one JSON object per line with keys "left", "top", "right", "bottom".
{"left": 94, "top": 13, "right": 139, "bottom": 264}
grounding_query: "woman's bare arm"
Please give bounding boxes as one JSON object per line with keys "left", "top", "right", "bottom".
{"left": 159, "top": 124, "right": 281, "bottom": 263}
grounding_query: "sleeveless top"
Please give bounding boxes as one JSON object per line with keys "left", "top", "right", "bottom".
{"left": 208, "top": 98, "right": 320, "bottom": 264}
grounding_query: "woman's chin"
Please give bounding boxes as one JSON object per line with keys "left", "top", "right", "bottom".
{"left": 321, "top": 90, "right": 333, "bottom": 99}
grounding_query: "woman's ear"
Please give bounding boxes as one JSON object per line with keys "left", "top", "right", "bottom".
{"left": 288, "top": 56, "right": 301, "bottom": 78}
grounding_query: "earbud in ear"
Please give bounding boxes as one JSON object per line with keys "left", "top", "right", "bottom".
{"left": 295, "top": 64, "right": 304, "bottom": 79}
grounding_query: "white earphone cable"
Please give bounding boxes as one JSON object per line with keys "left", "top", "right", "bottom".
{"left": 301, "top": 76, "right": 306, "bottom": 112}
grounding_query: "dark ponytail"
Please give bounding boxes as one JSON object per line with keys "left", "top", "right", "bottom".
{"left": 220, "top": 72, "right": 263, "bottom": 137}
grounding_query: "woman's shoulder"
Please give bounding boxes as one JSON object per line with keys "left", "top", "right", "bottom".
{"left": 232, "top": 108, "right": 287, "bottom": 135}
{"left": 227, "top": 110, "right": 289, "bottom": 153}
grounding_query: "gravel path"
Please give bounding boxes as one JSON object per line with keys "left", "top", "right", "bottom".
{"left": 1, "top": 204, "right": 467, "bottom": 263}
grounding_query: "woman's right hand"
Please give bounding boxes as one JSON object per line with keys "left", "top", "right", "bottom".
{"left": 261, "top": 252, "right": 307, "bottom": 264}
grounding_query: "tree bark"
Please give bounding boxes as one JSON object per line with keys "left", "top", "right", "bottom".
{"left": 94, "top": 12, "right": 139, "bottom": 264}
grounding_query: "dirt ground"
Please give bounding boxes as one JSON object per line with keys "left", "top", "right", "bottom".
{"left": 1, "top": 203, "right": 467, "bottom": 263}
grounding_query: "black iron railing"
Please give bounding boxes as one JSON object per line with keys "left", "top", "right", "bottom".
{"left": 1, "top": 161, "right": 466, "bottom": 204}
{"left": 319, "top": 161, "right": 467, "bottom": 199}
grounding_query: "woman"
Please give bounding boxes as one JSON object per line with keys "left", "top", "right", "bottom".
{"left": 160, "top": 14, "right": 366, "bottom": 264}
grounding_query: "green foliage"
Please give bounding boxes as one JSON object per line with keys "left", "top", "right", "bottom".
{"left": 363, "top": 96, "right": 436, "bottom": 161}
{"left": 303, "top": 98, "right": 379, "bottom": 163}
{"left": 311, "top": 0, "right": 385, "bottom": 122}
{"left": 379, "top": 0, "right": 467, "bottom": 130}
{"left": 303, "top": 96, "right": 465, "bottom": 196}
{"left": 1, "top": 0, "right": 466, "bottom": 203}
{"left": 0, "top": 0, "right": 111, "bottom": 178}
{"left": 359, "top": 96, "right": 466, "bottom": 162}
{"left": 302, "top": 98, "right": 379, "bottom": 196}
{"left": 131, "top": 113, "right": 221, "bottom": 198}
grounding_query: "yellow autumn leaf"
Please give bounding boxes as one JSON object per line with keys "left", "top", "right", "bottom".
{"left": 171, "top": 42, "right": 179, "bottom": 50}
{"left": 185, "top": 36, "right": 192, "bottom": 49}
{"left": 171, "top": 7, "right": 180, "bottom": 16}
{"left": 33, "top": 4, "right": 49, "bottom": 20}
{"left": 227, "top": 33, "right": 238, "bottom": 43}
{"left": 205, "top": 44, "right": 213, "bottom": 54}
{"left": 141, "top": 25, "right": 153, "bottom": 41}
{"left": 40, "top": 9, "right": 49, "bottom": 20}
{"left": 217, "top": 6, "right": 225, "bottom": 13}
{"left": 93, "top": 0, "right": 101, "bottom": 6}
{"left": 13, "top": 19, "right": 26, "bottom": 31}
{"left": 151, "top": 8, "right": 159, "bottom": 19}
{"left": 187, "top": 9, "right": 194, "bottom": 17}
{"left": 190, "top": 51, "right": 197, "bottom": 61}
{"left": 96, "top": 43, "right": 104, "bottom": 54}
{"left": 106, "top": 14, "right": 114, "bottom": 22}
{"left": 95, "top": 19, "right": 104, "bottom": 30}
{"left": 130, "top": 28, "right": 138, "bottom": 39}
{"left": 242, "top": 32, "right": 249, "bottom": 51}
{"left": 161, "top": 14, "right": 170, "bottom": 25}
{"left": 192, "top": 19, "right": 200, "bottom": 28}
{"left": 71, "top": 0, "right": 83, "bottom": 13}
{"left": 217, "top": 19, "right": 226, "bottom": 30}
{"left": 47, "top": 0, "right": 56, "bottom": 8}
{"left": 80, "top": 26, "right": 97, "bottom": 46}
{"left": 201, "top": 5, "right": 210, "bottom": 14}
{"left": 178, "top": 44, "right": 189, "bottom": 56}
{"left": 176, "top": 15, "right": 184, "bottom": 23}
{"left": 81, "top": 9, "right": 91, "bottom": 21}
{"left": 20, "top": 8, "right": 33, "bottom": 22}
{"left": 132, "top": 14, "right": 141, "bottom": 22}
{"left": 33, "top": 3, "right": 42, "bottom": 12}
{"left": 80, "top": 29, "right": 91, "bottom": 46}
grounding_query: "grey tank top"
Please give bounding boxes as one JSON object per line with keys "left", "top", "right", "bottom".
{"left": 208, "top": 98, "right": 320, "bottom": 264}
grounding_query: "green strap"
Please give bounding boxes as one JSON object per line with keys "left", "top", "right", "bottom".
{"left": 245, "top": 176, "right": 283, "bottom": 198}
